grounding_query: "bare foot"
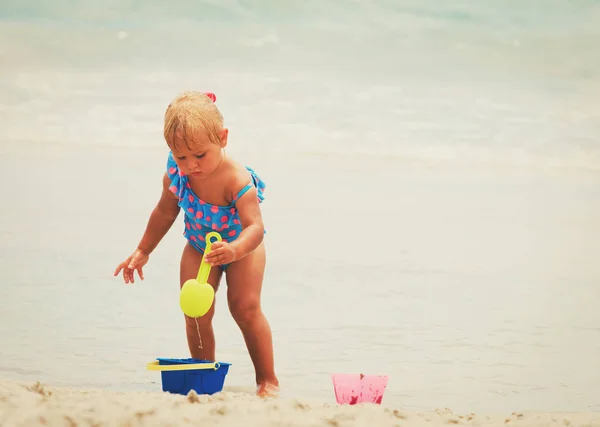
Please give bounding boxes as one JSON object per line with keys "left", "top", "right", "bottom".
{"left": 256, "top": 382, "right": 280, "bottom": 398}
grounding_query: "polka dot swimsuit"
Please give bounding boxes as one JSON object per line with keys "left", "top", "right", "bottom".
{"left": 166, "top": 151, "right": 266, "bottom": 269}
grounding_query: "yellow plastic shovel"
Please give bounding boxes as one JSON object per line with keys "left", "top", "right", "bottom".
{"left": 179, "top": 231, "right": 222, "bottom": 318}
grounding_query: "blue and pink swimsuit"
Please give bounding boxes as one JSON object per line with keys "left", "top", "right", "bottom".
{"left": 166, "top": 151, "right": 266, "bottom": 269}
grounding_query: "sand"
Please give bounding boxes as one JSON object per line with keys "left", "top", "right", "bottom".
{"left": 1, "top": 379, "right": 599, "bottom": 427}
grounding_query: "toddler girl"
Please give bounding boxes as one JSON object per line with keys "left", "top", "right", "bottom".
{"left": 114, "top": 91, "right": 279, "bottom": 397}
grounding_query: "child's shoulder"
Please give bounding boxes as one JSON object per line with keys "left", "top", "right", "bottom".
{"left": 222, "top": 159, "right": 262, "bottom": 203}
{"left": 224, "top": 159, "right": 253, "bottom": 187}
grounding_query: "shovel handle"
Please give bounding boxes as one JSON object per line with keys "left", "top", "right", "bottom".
{"left": 197, "top": 232, "right": 223, "bottom": 283}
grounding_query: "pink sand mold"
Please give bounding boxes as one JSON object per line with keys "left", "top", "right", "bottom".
{"left": 331, "top": 373, "right": 389, "bottom": 405}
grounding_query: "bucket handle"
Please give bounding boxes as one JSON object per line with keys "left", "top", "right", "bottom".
{"left": 146, "top": 361, "right": 221, "bottom": 371}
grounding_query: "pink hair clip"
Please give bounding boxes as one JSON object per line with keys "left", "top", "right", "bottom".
{"left": 205, "top": 92, "right": 216, "bottom": 102}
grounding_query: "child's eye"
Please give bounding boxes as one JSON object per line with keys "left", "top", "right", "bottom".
{"left": 195, "top": 153, "right": 205, "bottom": 159}
{"left": 176, "top": 156, "right": 186, "bottom": 160}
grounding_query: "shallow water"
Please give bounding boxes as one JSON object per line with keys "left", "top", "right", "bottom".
{"left": 1, "top": 0, "right": 599, "bottom": 415}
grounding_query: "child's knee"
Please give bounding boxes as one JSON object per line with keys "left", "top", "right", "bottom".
{"left": 229, "top": 298, "right": 260, "bottom": 327}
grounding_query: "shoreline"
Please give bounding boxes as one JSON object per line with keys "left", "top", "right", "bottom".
{"left": 1, "top": 378, "right": 599, "bottom": 427}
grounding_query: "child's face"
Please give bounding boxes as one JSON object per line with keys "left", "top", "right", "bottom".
{"left": 171, "top": 128, "right": 228, "bottom": 179}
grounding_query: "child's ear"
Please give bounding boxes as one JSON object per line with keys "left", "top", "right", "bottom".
{"left": 219, "top": 128, "right": 229, "bottom": 148}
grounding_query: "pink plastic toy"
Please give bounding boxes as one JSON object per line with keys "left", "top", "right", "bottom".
{"left": 331, "top": 373, "right": 389, "bottom": 405}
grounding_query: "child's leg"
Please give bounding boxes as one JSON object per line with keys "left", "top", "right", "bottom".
{"left": 180, "top": 242, "right": 223, "bottom": 361}
{"left": 225, "top": 242, "right": 279, "bottom": 393}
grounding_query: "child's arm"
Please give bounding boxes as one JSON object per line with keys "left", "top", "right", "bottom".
{"left": 136, "top": 173, "right": 181, "bottom": 255}
{"left": 115, "top": 173, "right": 180, "bottom": 283}
{"left": 229, "top": 185, "right": 265, "bottom": 260}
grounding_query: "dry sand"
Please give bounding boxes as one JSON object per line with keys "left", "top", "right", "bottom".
{"left": 1, "top": 379, "right": 599, "bottom": 427}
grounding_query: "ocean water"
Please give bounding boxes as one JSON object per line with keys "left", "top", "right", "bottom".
{"left": 1, "top": 0, "right": 599, "bottom": 415}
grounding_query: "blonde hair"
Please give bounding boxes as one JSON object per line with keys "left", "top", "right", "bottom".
{"left": 163, "top": 91, "right": 224, "bottom": 151}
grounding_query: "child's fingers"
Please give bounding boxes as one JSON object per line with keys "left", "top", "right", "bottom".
{"left": 114, "top": 265, "right": 123, "bottom": 276}
{"left": 206, "top": 248, "right": 219, "bottom": 259}
{"left": 114, "top": 260, "right": 130, "bottom": 276}
{"left": 210, "top": 249, "right": 225, "bottom": 261}
{"left": 137, "top": 266, "right": 144, "bottom": 280}
{"left": 210, "top": 252, "right": 226, "bottom": 264}
{"left": 120, "top": 263, "right": 137, "bottom": 284}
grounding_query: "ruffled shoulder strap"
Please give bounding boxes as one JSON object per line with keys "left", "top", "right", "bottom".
{"left": 232, "top": 166, "right": 266, "bottom": 204}
{"left": 166, "top": 151, "right": 185, "bottom": 198}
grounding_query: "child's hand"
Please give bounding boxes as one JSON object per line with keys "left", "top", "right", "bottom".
{"left": 205, "top": 241, "right": 236, "bottom": 266}
{"left": 114, "top": 249, "right": 149, "bottom": 284}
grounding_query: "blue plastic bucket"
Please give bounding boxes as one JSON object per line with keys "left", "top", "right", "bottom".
{"left": 147, "top": 358, "right": 231, "bottom": 395}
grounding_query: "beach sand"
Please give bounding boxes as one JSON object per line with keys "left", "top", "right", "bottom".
{"left": 1, "top": 379, "right": 599, "bottom": 427}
